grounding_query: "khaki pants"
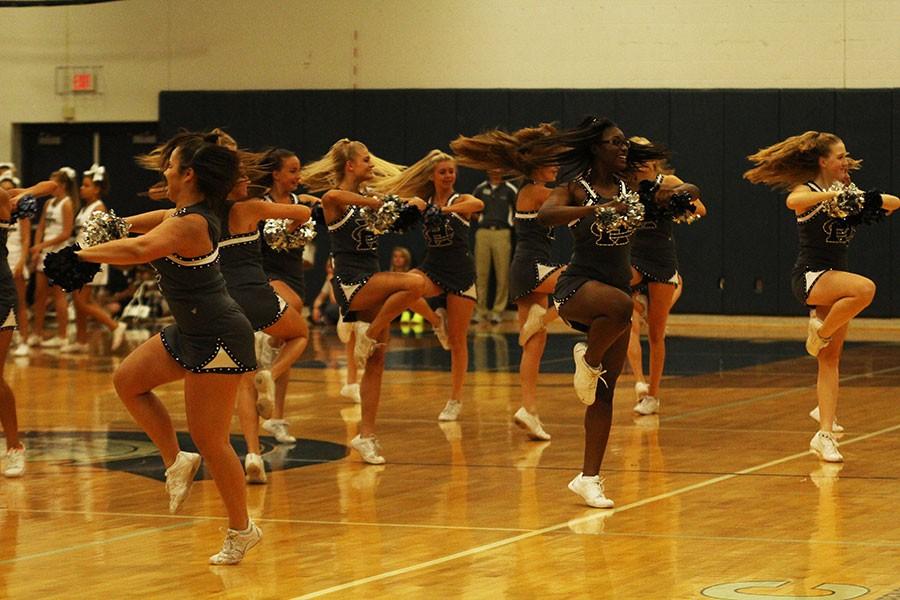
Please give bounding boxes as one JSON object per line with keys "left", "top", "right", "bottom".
{"left": 475, "top": 227, "right": 511, "bottom": 316}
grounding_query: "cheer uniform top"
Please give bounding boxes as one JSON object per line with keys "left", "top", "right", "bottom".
{"left": 509, "top": 201, "right": 564, "bottom": 301}
{"left": 260, "top": 193, "right": 308, "bottom": 300}
{"left": 0, "top": 219, "right": 18, "bottom": 330}
{"left": 327, "top": 204, "right": 381, "bottom": 320}
{"left": 73, "top": 199, "right": 110, "bottom": 286}
{"left": 5, "top": 219, "right": 25, "bottom": 279}
{"left": 631, "top": 175, "right": 679, "bottom": 285}
{"left": 151, "top": 203, "right": 256, "bottom": 373}
{"left": 218, "top": 204, "right": 288, "bottom": 331}
{"left": 37, "top": 196, "right": 72, "bottom": 272}
{"left": 419, "top": 194, "right": 476, "bottom": 300}
{"left": 790, "top": 181, "right": 857, "bottom": 306}
{"left": 555, "top": 178, "right": 636, "bottom": 333}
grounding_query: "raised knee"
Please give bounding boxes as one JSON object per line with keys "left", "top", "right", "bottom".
{"left": 610, "top": 297, "right": 634, "bottom": 326}
{"left": 857, "top": 279, "right": 876, "bottom": 303}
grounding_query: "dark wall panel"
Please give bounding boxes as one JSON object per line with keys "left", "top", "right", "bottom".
{"left": 669, "top": 91, "right": 724, "bottom": 314}
{"left": 615, "top": 91, "right": 670, "bottom": 145}
{"left": 892, "top": 91, "right": 900, "bottom": 316}
{"left": 302, "top": 90, "right": 354, "bottom": 159}
{"left": 561, "top": 90, "right": 616, "bottom": 128}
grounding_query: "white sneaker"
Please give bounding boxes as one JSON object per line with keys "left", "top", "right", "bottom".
{"left": 434, "top": 308, "right": 451, "bottom": 351}
{"left": 336, "top": 315, "right": 353, "bottom": 344}
{"left": 165, "top": 451, "right": 201, "bottom": 513}
{"left": 634, "top": 381, "right": 650, "bottom": 400}
{"left": 350, "top": 434, "right": 386, "bottom": 465}
{"left": 634, "top": 293, "right": 649, "bottom": 320}
{"left": 633, "top": 395, "right": 660, "bottom": 416}
{"left": 438, "top": 399, "right": 462, "bottom": 421}
{"left": 111, "top": 322, "right": 128, "bottom": 351}
{"left": 809, "top": 406, "right": 844, "bottom": 433}
{"left": 258, "top": 337, "right": 282, "bottom": 371}
{"left": 809, "top": 431, "right": 843, "bottom": 463}
{"left": 254, "top": 369, "right": 275, "bottom": 419}
{"left": 40, "top": 336, "right": 66, "bottom": 348}
{"left": 26, "top": 334, "right": 41, "bottom": 347}
{"left": 12, "top": 343, "right": 29, "bottom": 357}
{"left": 353, "top": 322, "right": 377, "bottom": 368}
{"left": 262, "top": 419, "right": 296, "bottom": 444}
{"left": 518, "top": 303, "right": 547, "bottom": 347}
{"left": 209, "top": 520, "right": 262, "bottom": 565}
{"left": 340, "top": 382, "right": 361, "bottom": 403}
{"left": 60, "top": 341, "right": 89, "bottom": 354}
{"left": 513, "top": 406, "right": 551, "bottom": 441}
{"left": 568, "top": 473, "right": 614, "bottom": 508}
{"left": 3, "top": 446, "right": 25, "bottom": 478}
{"left": 806, "top": 316, "right": 831, "bottom": 357}
{"left": 244, "top": 453, "right": 267, "bottom": 484}
{"left": 572, "top": 342, "right": 606, "bottom": 405}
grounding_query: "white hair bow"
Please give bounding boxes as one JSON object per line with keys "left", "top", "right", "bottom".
{"left": 85, "top": 163, "right": 106, "bottom": 182}
{"left": 59, "top": 166, "right": 77, "bottom": 181}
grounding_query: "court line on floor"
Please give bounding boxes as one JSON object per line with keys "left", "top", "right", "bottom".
{"left": 290, "top": 421, "right": 900, "bottom": 599}
{"left": 590, "top": 530, "right": 900, "bottom": 549}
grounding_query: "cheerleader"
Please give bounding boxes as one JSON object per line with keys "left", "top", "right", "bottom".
{"left": 624, "top": 138, "right": 704, "bottom": 416}
{"left": 745, "top": 131, "right": 899, "bottom": 462}
{"left": 375, "top": 150, "right": 483, "bottom": 422}
{"left": 30, "top": 168, "right": 77, "bottom": 348}
{"left": 301, "top": 139, "right": 427, "bottom": 464}
{"left": 451, "top": 124, "right": 565, "bottom": 440}
{"left": 67, "top": 164, "right": 128, "bottom": 353}
{"left": 529, "top": 116, "right": 668, "bottom": 508}
{"left": 67, "top": 131, "right": 262, "bottom": 564}
{"left": 0, "top": 173, "right": 31, "bottom": 357}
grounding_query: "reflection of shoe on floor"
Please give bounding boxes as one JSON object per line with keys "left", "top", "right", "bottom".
{"left": 515, "top": 441, "right": 550, "bottom": 469}
{"left": 809, "top": 406, "right": 844, "bottom": 433}
{"left": 809, "top": 462, "right": 843, "bottom": 490}
{"left": 262, "top": 419, "right": 296, "bottom": 444}
{"left": 60, "top": 341, "right": 89, "bottom": 354}
{"left": 518, "top": 303, "right": 547, "bottom": 347}
{"left": 208, "top": 520, "right": 262, "bottom": 565}
{"left": 567, "top": 509, "right": 613, "bottom": 535}
{"left": 438, "top": 399, "right": 462, "bottom": 421}
{"left": 633, "top": 395, "right": 660, "bottom": 416}
{"left": 40, "top": 336, "right": 65, "bottom": 348}
{"left": 438, "top": 421, "right": 462, "bottom": 443}
{"left": 513, "top": 406, "right": 551, "bottom": 441}
{"left": 568, "top": 472, "right": 614, "bottom": 508}
{"left": 244, "top": 453, "right": 267, "bottom": 484}
{"left": 809, "top": 431, "right": 843, "bottom": 463}
{"left": 632, "top": 414, "right": 660, "bottom": 430}
{"left": 12, "top": 343, "right": 29, "bottom": 357}
{"left": 340, "top": 382, "right": 361, "bottom": 403}
{"left": 350, "top": 434, "right": 386, "bottom": 465}
{"left": 165, "top": 451, "right": 201, "bottom": 513}
{"left": 350, "top": 464, "right": 385, "bottom": 492}
{"left": 264, "top": 443, "right": 295, "bottom": 471}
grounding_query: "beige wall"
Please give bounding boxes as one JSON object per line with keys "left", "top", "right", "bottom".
{"left": 3, "top": 0, "right": 900, "bottom": 162}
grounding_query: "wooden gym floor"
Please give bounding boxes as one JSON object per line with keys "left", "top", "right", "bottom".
{"left": 1, "top": 315, "right": 899, "bottom": 599}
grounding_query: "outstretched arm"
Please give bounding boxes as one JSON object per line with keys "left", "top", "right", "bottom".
{"left": 538, "top": 183, "right": 595, "bottom": 225}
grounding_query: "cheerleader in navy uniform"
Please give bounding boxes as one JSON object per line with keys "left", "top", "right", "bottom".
{"left": 451, "top": 124, "right": 565, "bottom": 440}
{"left": 745, "top": 131, "right": 899, "bottom": 462}
{"left": 67, "top": 164, "right": 128, "bottom": 354}
{"left": 69, "top": 132, "right": 263, "bottom": 564}
{"left": 624, "top": 138, "right": 705, "bottom": 416}
{"left": 0, "top": 179, "right": 57, "bottom": 478}
{"left": 301, "top": 139, "right": 428, "bottom": 464}
{"left": 1, "top": 173, "right": 33, "bottom": 358}
{"left": 254, "top": 148, "right": 316, "bottom": 444}
{"left": 529, "top": 117, "right": 668, "bottom": 508}
{"left": 376, "top": 150, "right": 483, "bottom": 422}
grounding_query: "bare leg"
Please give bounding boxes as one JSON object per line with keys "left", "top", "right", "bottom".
{"left": 0, "top": 330, "right": 20, "bottom": 450}
{"left": 350, "top": 271, "right": 427, "bottom": 340}
{"left": 814, "top": 304, "right": 848, "bottom": 435}
{"left": 626, "top": 306, "right": 645, "bottom": 383}
{"left": 73, "top": 287, "right": 118, "bottom": 343}
{"left": 32, "top": 273, "right": 50, "bottom": 339}
{"left": 517, "top": 293, "right": 549, "bottom": 414}
{"left": 13, "top": 275, "right": 28, "bottom": 341}
{"left": 50, "top": 286, "right": 68, "bottom": 340}
{"left": 235, "top": 374, "right": 261, "bottom": 455}
{"left": 357, "top": 325, "right": 389, "bottom": 437}
{"left": 806, "top": 271, "right": 875, "bottom": 339}
{"left": 582, "top": 330, "right": 630, "bottom": 476}
{"left": 561, "top": 281, "right": 633, "bottom": 369}
{"left": 646, "top": 281, "right": 677, "bottom": 397}
{"left": 264, "top": 307, "right": 308, "bottom": 382}
{"left": 446, "top": 294, "right": 476, "bottom": 402}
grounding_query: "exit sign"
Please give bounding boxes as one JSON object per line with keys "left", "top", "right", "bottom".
{"left": 55, "top": 65, "right": 102, "bottom": 95}
{"left": 72, "top": 71, "right": 95, "bottom": 92}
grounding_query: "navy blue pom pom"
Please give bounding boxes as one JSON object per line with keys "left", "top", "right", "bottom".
{"left": 43, "top": 244, "right": 101, "bottom": 292}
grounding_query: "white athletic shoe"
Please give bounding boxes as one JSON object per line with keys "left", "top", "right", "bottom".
{"left": 165, "top": 451, "right": 201, "bottom": 513}
{"left": 568, "top": 473, "right": 614, "bottom": 508}
{"left": 40, "top": 336, "right": 65, "bottom": 348}
{"left": 350, "top": 434, "right": 386, "bottom": 465}
{"left": 353, "top": 322, "right": 377, "bottom": 368}
{"left": 60, "top": 341, "right": 89, "bottom": 354}
{"left": 806, "top": 316, "right": 831, "bottom": 357}
{"left": 209, "top": 520, "right": 262, "bottom": 565}
{"left": 572, "top": 342, "right": 606, "bottom": 405}
{"left": 254, "top": 369, "right": 275, "bottom": 419}
{"left": 434, "top": 308, "right": 451, "bottom": 351}
{"left": 809, "top": 431, "right": 843, "bottom": 463}
{"left": 340, "top": 382, "right": 361, "bottom": 403}
{"left": 262, "top": 419, "right": 296, "bottom": 444}
{"left": 244, "top": 453, "right": 267, "bottom": 484}
{"left": 518, "top": 303, "right": 547, "bottom": 347}
{"left": 26, "top": 334, "right": 41, "bottom": 347}
{"left": 513, "top": 406, "right": 551, "bottom": 441}
{"left": 634, "top": 381, "right": 650, "bottom": 400}
{"left": 12, "top": 343, "right": 29, "bottom": 357}
{"left": 438, "top": 399, "right": 462, "bottom": 422}
{"left": 110, "top": 322, "right": 128, "bottom": 351}
{"left": 258, "top": 337, "right": 282, "bottom": 371}
{"left": 809, "top": 406, "right": 844, "bottom": 433}
{"left": 633, "top": 395, "right": 660, "bottom": 416}
{"left": 3, "top": 446, "right": 25, "bottom": 478}
{"left": 336, "top": 315, "right": 353, "bottom": 344}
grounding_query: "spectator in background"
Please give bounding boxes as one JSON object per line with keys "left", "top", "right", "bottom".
{"left": 472, "top": 170, "right": 517, "bottom": 324}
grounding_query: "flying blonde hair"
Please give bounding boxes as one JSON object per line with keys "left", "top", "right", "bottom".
{"left": 450, "top": 123, "right": 558, "bottom": 177}
{"left": 744, "top": 131, "right": 861, "bottom": 191}
{"left": 629, "top": 136, "right": 675, "bottom": 176}
{"left": 372, "top": 149, "right": 455, "bottom": 199}
{"left": 300, "top": 139, "right": 403, "bottom": 193}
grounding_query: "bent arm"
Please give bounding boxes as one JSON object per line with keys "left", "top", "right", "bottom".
{"left": 538, "top": 185, "right": 594, "bottom": 225}
{"left": 77, "top": 214, "right": 203, "bottom": 265}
